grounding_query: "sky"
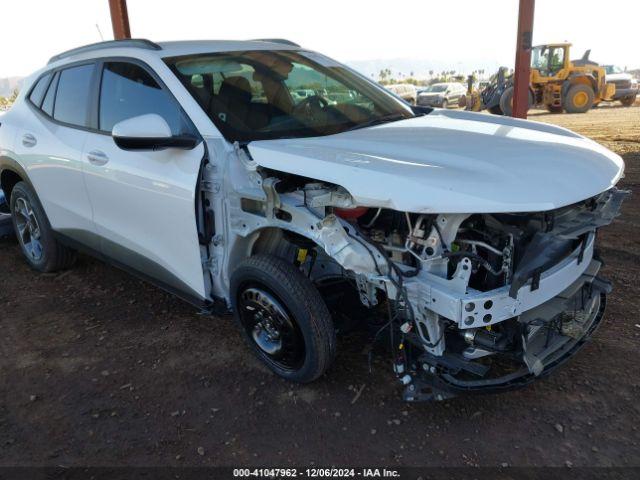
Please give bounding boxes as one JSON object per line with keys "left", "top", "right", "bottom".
{"left": 1, "top": 0, "right": 638, "bottom": 78}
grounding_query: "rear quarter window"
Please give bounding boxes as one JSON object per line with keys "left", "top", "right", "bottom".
{"left": 41, "top": 72, "right": 59, "bottom": 117}
{"left": 28, "top": 73, "right": 52, "bottom": 107}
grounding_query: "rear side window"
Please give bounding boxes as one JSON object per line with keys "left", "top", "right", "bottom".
{"left": 99, "top": 61, "right": 190, "bottom": 135}
{"left": 53, "top": 64, "right": 95, "bottom": 127}
{"left": 41, "top": 72, "right": 59, "bottom": 117}
{"left": 29, "top": 73, "right": 52, "bottom": 107}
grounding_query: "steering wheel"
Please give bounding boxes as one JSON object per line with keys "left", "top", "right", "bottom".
{"left": 293, "top": 95, "right": 329, "bottom": 121}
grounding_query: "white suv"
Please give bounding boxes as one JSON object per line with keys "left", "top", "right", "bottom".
{"left": 0, "top": 39, "right": 627, "bottom": 401}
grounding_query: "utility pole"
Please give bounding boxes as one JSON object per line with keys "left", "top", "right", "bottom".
{"left": 108, "top": 0, "right": 131, "bottom": 40}
{"left": 512, "top": 0, "right": 535, "bottom": 118}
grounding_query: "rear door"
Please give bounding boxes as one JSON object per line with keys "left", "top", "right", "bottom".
{"left": 13, "top": 63, "right": 98, "bottom": 249}
{"left": 82, "top": 60, "right": 207, "bottom": 301}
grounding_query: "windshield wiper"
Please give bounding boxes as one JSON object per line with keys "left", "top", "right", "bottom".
{"left": 344, "top": 113, "right": 410, "bottom": 132}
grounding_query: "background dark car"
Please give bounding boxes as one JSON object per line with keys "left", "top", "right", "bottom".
{"left": 417, "top": 82, "right": 466, "bottom": 108}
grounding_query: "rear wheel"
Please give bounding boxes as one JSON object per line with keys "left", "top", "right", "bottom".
{"left": 10, "top": 181, "right": 76, "bottom": 272}
{"left": 564, "top": 84, "right": 594, "bottom": 113}
{"left": 231, "top": 254, "right": 336, "bottom": 383}
{"left": 621, "top": 95, "right": 636, "bottom": 107}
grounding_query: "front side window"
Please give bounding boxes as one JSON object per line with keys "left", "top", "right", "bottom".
{"left": 99, "top": 62, "right": 191, "bottom": 135}
{"left": 165, "top": 50, "right": 415, "bottom": 142}
{"left": 53, "top": 64, "right": 94, "bottom": 127}
{"left": 548, "top": 47, "right": 565, "bottom": 73}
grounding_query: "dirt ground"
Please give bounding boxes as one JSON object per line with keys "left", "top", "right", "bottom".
{"left": 1, "top": 104, "right": 639, "bottom": 469}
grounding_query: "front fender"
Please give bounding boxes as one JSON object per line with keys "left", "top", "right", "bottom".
{"left": 234, "top": 192, "right": 384, "bottom": 276}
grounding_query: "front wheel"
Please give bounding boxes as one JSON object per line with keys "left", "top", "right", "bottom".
{"left": 621, "top": 95, "right": 636, "bottom": 107}
{"left": 10, "top": 181, "right": 76, "bottom": 272}
{"left": 564, "top": 84, "right": 594, "bottom": 113}
{"left": 231, "top": 254, "right": 336, "bottom": 383}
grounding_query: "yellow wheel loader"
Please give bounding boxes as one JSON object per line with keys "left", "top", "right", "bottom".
{"left": 474, "top": 43, "right": 616, "bottom": 116}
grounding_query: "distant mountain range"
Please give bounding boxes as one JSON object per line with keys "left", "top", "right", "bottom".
{"left": 0, "top": 77, "right": 24, "bottom": 97}
{"left": 346, "top": 57, "right": 505, "bottom": 80}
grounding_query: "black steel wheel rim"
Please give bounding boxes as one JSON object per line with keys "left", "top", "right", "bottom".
{"left": 238, "top": 286, "right": 305, "bottom": 371}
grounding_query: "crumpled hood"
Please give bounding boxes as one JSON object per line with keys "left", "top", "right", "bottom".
{"left": 248, "top": 109, "right": 624, "bottom": 213}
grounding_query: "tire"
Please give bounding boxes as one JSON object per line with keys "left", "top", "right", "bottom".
{"left": 546, "top": 104, "right": 564, "bottom": 113}
{"left": 9, "top": 181, "right": 76, "bottom": 272}
{"left": 499, "top": 86, "right": 533, "bottom": 116}
{"left": 488, "top": 105, "right": 503, "bottom": 115}
{"left": 621, "top": 95, "right": 636, "bottom": 107}
{"left": 231, "top": 254, "right": 336, "bottom": 383}
{"left": 563, "top": 84, "right": 594, "bottom": 113}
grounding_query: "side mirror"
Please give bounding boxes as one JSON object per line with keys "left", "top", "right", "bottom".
{"left": 112, "top": 114, "right": 199, "bottom": 151}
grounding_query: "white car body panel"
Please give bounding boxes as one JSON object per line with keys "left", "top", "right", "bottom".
{"left": 9, "top": 103, "right": 97, "bottom": 247}
{"left": 249, "top": 109, "right": 624, "bottom": 213}
{"left": 2, "top": 54, "right": 212, "bottom": 300}
{"left": 81, "top": 134, "right": 207, "bottom": 299}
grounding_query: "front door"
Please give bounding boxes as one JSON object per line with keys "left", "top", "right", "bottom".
{"left": 82, "top": 60, "right": 207, "bottom": 301}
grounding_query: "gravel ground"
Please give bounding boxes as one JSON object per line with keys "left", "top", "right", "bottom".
{"left": 0, "top": 104, "right": 639, "bottom": 468}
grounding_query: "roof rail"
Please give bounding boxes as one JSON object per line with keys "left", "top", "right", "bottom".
{"left": 251, "top": 38, "right": 300, "bottom": 47}
{"left": 48, "top": 39, "right": 162, "bottom": 64}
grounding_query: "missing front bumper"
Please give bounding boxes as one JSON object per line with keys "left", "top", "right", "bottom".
{"left": 402, "top": 263, "right": 609, "bottom": 402}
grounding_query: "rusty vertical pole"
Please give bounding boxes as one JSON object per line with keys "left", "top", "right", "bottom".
{"left": 108, "top": 0, "right": 131, "bottom": 40}
{"left": 512, "top": 0, "right": 535, "bottom": 118}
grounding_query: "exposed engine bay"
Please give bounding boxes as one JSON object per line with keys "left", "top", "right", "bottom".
{"left": 334, "top": 188, "right": 626, "bottom": 400}
{"left": 210, "top": 145, "right": 628, "bottom": 401}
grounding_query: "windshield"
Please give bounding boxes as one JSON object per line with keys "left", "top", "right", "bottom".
{"left": 604, "top": 65, "right": 623, "bottom": 74}
{"left": 425, "top": 84, "right": 448, "bottom": 93}
{"left": 165, "top": 50, "right": 415, "bottom": 142}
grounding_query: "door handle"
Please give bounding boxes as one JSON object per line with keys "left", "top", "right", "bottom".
{"left": 22, "top": 133, "right": 37, "bottom": 147}
{"left": 87, "top": 150, "right": 109, "bottom": 166}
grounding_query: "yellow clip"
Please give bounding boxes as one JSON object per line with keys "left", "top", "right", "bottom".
{"left": 297, "top": 248, "right": 308, "bottom": 264}
{"left": 399, "top": 343, "right": 404, "bottom": 350}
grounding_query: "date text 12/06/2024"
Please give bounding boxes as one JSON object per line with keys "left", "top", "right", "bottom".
{"left": 233, "top": 468, "right": 401, "bottom": 478}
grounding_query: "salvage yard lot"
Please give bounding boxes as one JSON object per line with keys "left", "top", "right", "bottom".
{"left": 1, "top": 105, "right": 639, "bottom": 467}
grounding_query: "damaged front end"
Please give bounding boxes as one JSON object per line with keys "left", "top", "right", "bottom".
{"left": 221, "top": 145, "right": 627, "bottom": 400}
{"left": 350, "top": 188, "right": 628, "bottom": 401}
